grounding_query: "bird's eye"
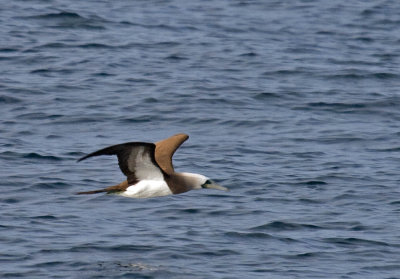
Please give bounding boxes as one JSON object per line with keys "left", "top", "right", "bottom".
{"left": 201, "top": 180, "right": 211, "bottom": 188}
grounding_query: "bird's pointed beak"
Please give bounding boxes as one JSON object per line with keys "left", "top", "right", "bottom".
{"left": 203, "top": 180, "right": 229, "bottom": 191}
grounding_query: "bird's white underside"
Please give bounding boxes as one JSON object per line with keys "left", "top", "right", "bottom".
{"left": 119, "top": 180, "right": 172, "bottom": 198}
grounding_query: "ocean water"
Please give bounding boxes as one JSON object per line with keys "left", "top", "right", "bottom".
{"left": 1, "top": 0, "right": 400, "bottom": 278}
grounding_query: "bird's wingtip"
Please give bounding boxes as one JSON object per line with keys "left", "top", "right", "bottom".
{"left": 76, "top": 155, "right": 87, "bottom": 163}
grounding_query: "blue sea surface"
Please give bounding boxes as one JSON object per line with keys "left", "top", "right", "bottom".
{"left": 1, "top": 0, "right": 400, "bottom": 278}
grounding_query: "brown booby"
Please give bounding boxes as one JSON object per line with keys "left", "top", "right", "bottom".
{"left": 76, "top": 133, "right": 227, "bottom": 198}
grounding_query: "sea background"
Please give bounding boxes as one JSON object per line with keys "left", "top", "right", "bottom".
{"left": 1, "top": 1, "right": 400, "bottom": 278}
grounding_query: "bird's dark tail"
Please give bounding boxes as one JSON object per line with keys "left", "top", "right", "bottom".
{"left": 76, "top": 189, "right": 107, "bottom": 195}
{"left": 76, "top": 181, "right": 128, "bottom": 195}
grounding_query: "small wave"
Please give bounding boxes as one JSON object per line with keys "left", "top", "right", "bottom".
{"left": 165, "top": 54, "right": 188, "bottom": 60}
{"left": 68, "top": 244, "right": 155, "bottom": 253}
{"left": 319, "top": 221, "right": 372, "bottom": 231}
{"left": 97, "top": 261, "right": 163, "bottom": 272}
{"left": 304, "top": 102, "right": 366, "bottom": 111}
{"left": 0, "top": 95, "right": 22, "bottom": 104}
{"left": 225, "top": 231, "right": 273, "bottom": 239}
{"left": 143, "top": 97, "right": 158, "bottom": 104}
{"left": 283, "top": 251, "right": 326, "bottom": 259}
{"left": 77, "top": 43, "right": 114, "bottom": 49}
{"left": 24, "top": 153, "right": 63, "bottom": 161}
{"left": 294, "top": 98, "right": 400, "bottom": 116}
{"left": 30, "top": 68, "right": 76, "bottom": 75}
{"left": 34, "top": 182, "right": 69, "bottom": 190}
{"left": 367, "top": 147, "right": 400, "bottom": 152}
{"left": 354, "top": 36, "right": 374, "bottom": 43}
{"left": 362, "top": 264, "right": 400, "bottom": 271}
{"left": 0, "top": 198, "right": 21, "bottom": 204}
{"left": 116, "top": 262, "right": 161, "bottom": 271}
{"left": 269, "top": 69, "right": 302, "bottom": 75}
{"left": 219, "top": 119, "right": 273, "bottom": 128}
{"left": 296, "top": 180, "right": 327, "bottom": 186}
{"left": 239, "top": 52, "right": 258, "bottom": 57}
{"left": 92, "top": 72, "right": 115, "bottom": 77}
{"left": 30, "top": 42, "right": 70, "bottom": 49}
{"left": 153, "top": 41, "right": 181, "bottom": 47}
{"left": 189, "top": 249, "right": 240, "bottom": 257}
{"left": 119, "top": 115, "right": 163, "bottom": 123}
{"left": 50, "top": 38, "right": 159, "bottom": 52}
{"left": 125, "top": 78, "right": 155, "bottom": 84}
{"left": 23, "top": 11, "right": 107, "bottom": 30}
{"left": 298, "top": 198, "right": 324, "bottom": 204}
{"left": 327, "top": 58, "right": 378, "bottom": 66}
{"left": 30, "top": 69, "right": 52, "bottom": 74}
{"left": 119, "top": 21, "right": 188, "bottom": 32}
{"left": 325, "top": 72, "right": 398, "bottom": 80}
{"left": 178, "top": 208, "right": 201, "bottom": 214}
{"left": 31, "top": 261, "right": 65, "bottom": 268}
{"left": 19, "top": 112, "right": 63, "bottom": 120}
{"left": 27, "top": 11, "right": 83, "bottom": 20}
{"left": 253, "top": 92, "right": 281, "bottom": 100}
{"left": 31, "top": 215, "right": 57, "bottom": 220}
{"left": 46, "top": 134, "right": 62, "bottom": 139}
{"left": 0, "top": 151, "right": 63, "bottom": 161}
{"left": 0, "top": 48, "right": 18, "bottom": 52}
{"left": 251, "top": 221, "right": 321, "bottom": 231}
{"left": 332, "top": 193, "right": 358, "bottom": 201}
{"left": 323, "top": 237, "right": 390, "bottom": 247}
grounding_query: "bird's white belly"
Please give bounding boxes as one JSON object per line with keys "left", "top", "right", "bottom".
{"left": 119, "top": 180, "right": 172, "bottom": 198}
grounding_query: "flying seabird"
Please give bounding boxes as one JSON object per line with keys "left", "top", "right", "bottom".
{"left": 76, "top": 133, "right": 228, "bottom": 198}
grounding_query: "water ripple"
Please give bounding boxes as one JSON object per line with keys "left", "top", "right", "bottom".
{"left": 2, "top": 1, "right": 400, "bottom": 278}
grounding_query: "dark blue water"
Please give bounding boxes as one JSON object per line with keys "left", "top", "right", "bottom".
{"left": 1, "top": 0, "right": 400, "bottom": 278}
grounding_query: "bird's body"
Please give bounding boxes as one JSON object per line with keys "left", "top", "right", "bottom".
{"left": 77, "top": 133, "right": 227, "bottom": 198}
{"left": 120, "top": 180, "right": 172, "bottom": 198}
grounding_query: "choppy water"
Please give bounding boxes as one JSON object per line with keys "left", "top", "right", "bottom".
{"left": 1, "top": 0, "right": 400, "bottom": 278}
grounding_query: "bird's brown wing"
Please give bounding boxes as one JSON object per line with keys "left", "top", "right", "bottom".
{"left": 155, "top": 133, "right": 189, "bottom": 174}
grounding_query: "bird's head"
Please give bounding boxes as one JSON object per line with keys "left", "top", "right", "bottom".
{"left": 181, "top": 173, "right": 228, "bottom": 191}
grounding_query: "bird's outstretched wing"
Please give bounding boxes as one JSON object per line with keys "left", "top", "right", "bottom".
{"left": 155, "top": 133, "right": 189, "bottom": 174}
{"left": 78, "top": 142, "right": 165, "bottom": 185}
